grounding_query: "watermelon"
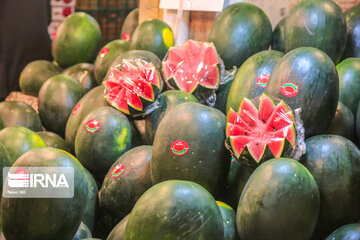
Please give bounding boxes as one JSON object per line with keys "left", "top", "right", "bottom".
{"left": 1, "top": 147, "right": 88, "bottom": 240}
{"left": 109, "top": 50, "right": 162, "bottom": 72}
{"left": 0, "top": 126, "right": 46, "bottom": 164}
{"left": 162, "top": 40, "right": 221, "bottom": 103}
{"left": 0, "top": 142, "right": 10, "bottom": 193}
{"left": 103, "top": 59, "right": 162, "bottom": 116}
{"left": 284, "top": 0, "right": 346, "bottom": 64}
{"left": 75, "top": 106, "right": 132, "bottom": 176}
{"left": 123, "top": 180, "right": 224, "bottom": 240}
{"left": 52, "top": 12, "right": 102, "bottom": 68}
{"left": 342, "top": 4, "right": 360, "bottom": 59}
{"left": 37, "top": 131, "right": 71, "bottom": 152}
{"left": 63, "top": 63, "right": 98, "bottom": 93}
{"left": 73, "top": 222, "right": 92, "bottom": 240}
{"left": 265, "top": 47, "right": 339, "bottom": 137}
{"left": 145, "top": 90, "right": 198, "bottom": 144}
{"left": 151, "top": 102, "right": 228, "bottom": 197}
{"left": 326, "top": 223, "right": 360, "bottom": 240}
{"left": 130, "top": 19, "right": 174, "bottom": 60}
{"left": 38, "top": 74, "right": 85, "bottom": 137}
{"left": 226, "top": 50, "right": 284, "bottom": 112}
{"left": 65, "top": 86, "right": 108, "bottom": 152}
{"left": 0, "top": 117, "right": 3, "bottom": 130}
{"left": 208, "top": 2, "right": 272, "bottom": 69}
{"left": 337, "top": 58, "right": 360, "bottom": 115}
{"left": 237, "top": 158, "right": 320, "bottom": 240}
{"left": 0, "top": 101, "right": 42, "bottom": 131}
{"left": 107, "top": 214, "right": 129, "bottom": 240}
{"left": 120, "top": 8, "right": 139, "bottom": 41}
{"left": 302, "top": 135, "right": 360, "bottom": 238}
{"left": 19, "top": 60, "right": 61, "bottom": 96}
{"left": 100, "top": 146, "right": 152, "bottom": 220}
{"left": 226, "top": 93, "right": 296, "bottom": 167}
{"left": 356, "top": 101, "right": 360, "bottom": 144}
{"left": 271, "top": 18, "right": 285, "bottom": 52}
{"left": 214, "top": 79, "right": 233, "bottom": 114}
{"left": 217, "top": 201, "right": 238, "bottom": 240}
{"left": 326, "top": 102, "right": 355, "bottom": 141}
{"left": 82, "top": 168, "right": 98, "bottom": 233}
{"left": 94, "top": 40, "right": 130, "bottom": 84}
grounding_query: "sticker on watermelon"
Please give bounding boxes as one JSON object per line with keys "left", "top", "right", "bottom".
{"left": 226, "top": 93, "right": 297, "bottom": 167}
{"left": 111, "top": 164, "right": 125, "bottom": 178}
{"left": 85, "top": 119, "right": 101, "bottom": 133}
{"left": 52, "top": 29, "right": 57, "bottom": 40}
{"left": 256, "top": 74, "right": 270, "bottom": 88}
{"left": 280, "top": 82, "right": 299, "bottom": 97}
{"left": 72, "top": 104, "right": 81, "bottom": 115}
{"left": 170, "top": 140, "right": 189, "bottom": 156}
{"left": 99, "top": 48, "right": 109, "bottom": 58}
{"left": 103, "top": 59, "right": 163, "bottom": 116}
{"left": 122, "top": 32, "right": 131, "bottom": 41}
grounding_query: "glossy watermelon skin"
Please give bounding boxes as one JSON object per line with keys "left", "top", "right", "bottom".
{"left": 38, "top": 74, "right": 85, "bottom": 137}
{"left": 83, "top": 168, "right": 98, "bottom": 233}
{"left": 214, "top": 80, "right": 233, "bottom": 114}
{"left": 343, "top": 5, "right": 360, "bottom": 59}
{"left": 265, "top": 47, "right": 339, "bottom": 138}
{"left": 63, "top": 63, "right": 98, "bottom": 93}
{"left": 145, "top": 90, "right": 198, "bottom": 144}
{"left": 120, "top": 8, "right": 139, "bottom": 40}
{"left": 0, "top": 101, "right": 42, "bottom": 131}
{"left": 325, "top": 223, "right": 360, "bottom": 240}
{"left": 1, "top": 147, "right": 89, "bottom": 240}
{"left": 271, "top": 18, "right": 285, "bottom": 52}
{"left": 217, "top": 201, "right": 238, "bottom": 240}
{"left": 337, "top": 58, "right": 360, "bottom": 115}
{"left": 19, "top": 60, "right": 61, "bottom": 96}
{"left": 37, "top": 131, "right": 71, "bottom": 153}
{"left": 236, "top": 158, "right": 320, "bottom": 240}
{"left": 100, "top": 146, "right": 153, "bottom": 220}
{"left": 151, "top": 102, "right": 229, "bottom": 197}
{"left": 123, "top": 180, "right": 224, "bottom": 240}
{"left": 208, "top": 3, "right": 272, "bottom": 70}
{"left": 52, "top": 12, "right": 102, "bottom": 68}
{"left": 226, "top": 50, "right": 284, "bottom": 113}
{"left": 73, "top": 222, "right": 92, "bottom": 240}
{"left": 326, "top": 102, "right": 355, "bottom": 141}
{"left": 302, "top": 135, "right": 360, "bottom": 238}
{"left": 106, "top": 214, "right": 129, "bottom": 240}
{"left": 284, "top": 0, "right": 346, "bottom": 64}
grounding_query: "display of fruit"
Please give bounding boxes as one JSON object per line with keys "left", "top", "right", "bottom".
{"left": 326, "top": 102, "right": 355, "bottom": 141}
{"left": 62, "top": 63, "right": 98, "bottom": 93}
{"left": 120, "top": 8, "right": 139, "bottom": 41}
{"left": 271, "top": 18, "right": 285, "bottom": 52}
{"left": 343, "top": 4, "right": 360, "bottom": 59}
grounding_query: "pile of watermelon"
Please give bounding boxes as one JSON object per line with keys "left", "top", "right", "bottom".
{"left": 1, "top": 1, "right": 360, "bottom": 239}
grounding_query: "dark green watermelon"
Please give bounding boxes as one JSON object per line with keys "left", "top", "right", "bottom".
{"left": 302, "top": 135, "right": 360, "bottom": 238}
{"left": 82, "top": 168, "right": 98, "bottom": 233}
{"left": 0, "top": 142, "right": 10, "bottom": 194}
{"left": 94, "top": 40, "right": 130, "bottom": 84}
{"left": 52, "top": 12, "right": 102, "bottom": 68}
{"left": 63, "top": 63, "right": 98, "bottom": 93}
{"left": 1, "top": 147, "right": 88, "bottom": 240}
{"left": 265, "top": 47, "right": 339, "bottom": 137}
{"left": 226, "top": 50, "right": 284, "bottom": 112}
{"left": 271, "top": 18, "right": 285, "bottom": 52}
{"left": 107, "top": 214, "right": 129, "bottom": 240}
{"left": 342, "top": 4, "right": 360, "bottom": 59}
{"left": 120, "top": 8, "right": 139, "bottom": 41}
{"left": 145, "top": 90, "right": 198, "bottom": 144}
{"left": 75, "top": 106, "right": 132, "bottom": 176}
{"left": 337, "top": 58, "right": 360, "bottom": 115}
{"left": 208, "top": 3, "right": 272, "bottom": 69}
{"left": 38, "top": 74, "right": 85, "bottom": 137}
{"left": 356, "top": 100, "right": 360, "bottom": 144}
{"left": 0, "top": 101, "right": 42, "bottom": 131}
{"left": 73, "top": 222, "right": 92, "bottom": 240}
{"left": 284, "top": 0, "right": 346, "bottom": 64}
{"left": 100, "top": 146, "right": 152, "bottom": 220}
{"left": 151, "top": 102, "right": 229, "bottom": 197}
{"left": 65, "top": 86, "right": 108, "bottom": 152}
{"left": 217, "top": 201, "right": 238, "bottom": 240}
{"left": 0, "top": 117, "right": 3, "bottom": 130}
{"left": 123, "top": 180, "right": 224, "bottom": 240}
{"left": 237, "top": 158, "right": 320, "bottom": 240}
{"left": 130, "top": 19, "right": 174, "bottom": 60}
{"left": 19, "top": 60, "right": 61, "bottom": 96}
{"left": 214, "top": 80, "right": 233, "bottom": 114}
{"left": 0, "top": 126, "right": 46, "bottom": 164}
{"left": 326, "top": 102, "right": 355, "bottom": 141}
{"left": 326, "top": 223, "right": 360, "bottom": 240}
{"left": 37, "top": 131, "right": 71, "bottom": 152}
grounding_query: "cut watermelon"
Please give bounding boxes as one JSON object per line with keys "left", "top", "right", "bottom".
{"left": 103, "top": 59, "right": 162, "bottom": 116}
{"left": 226, "top": 93, "right": 296, "bottom": 166}
{"left": 162, "top": 40, "right": 221, "bottom": 100}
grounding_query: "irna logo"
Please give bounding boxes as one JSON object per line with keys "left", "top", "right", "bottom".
{"left": 8, "top": 169, "right": 69, "bottom": 188}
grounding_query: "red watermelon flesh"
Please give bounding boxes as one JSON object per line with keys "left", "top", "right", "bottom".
{"left": 162, "top": 40, "right": 220, "bottom": 93}
{"left": 226, "top": 93, "right": 296, "bottom": 164}
{"left": 104, "top": 59, "right": 162, "bottom": 115}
